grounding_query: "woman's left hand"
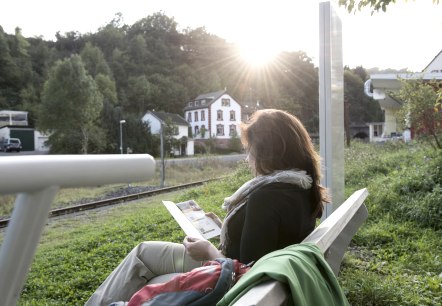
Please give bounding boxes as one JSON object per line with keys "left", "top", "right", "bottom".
{"left": 183, "top": 236, "right": 224, "bottom": 261}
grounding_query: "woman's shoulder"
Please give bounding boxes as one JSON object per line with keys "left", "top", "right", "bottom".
{"left": 249, "top": 182, "right": 308, "bottom": 202}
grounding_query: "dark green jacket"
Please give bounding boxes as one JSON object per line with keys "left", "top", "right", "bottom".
{"left": 217, "top": 243, "right": 350, "bottom": 306}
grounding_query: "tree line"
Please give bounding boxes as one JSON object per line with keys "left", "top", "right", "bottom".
{"left": 0, "top": 12, "right": 383, "bottom": 154}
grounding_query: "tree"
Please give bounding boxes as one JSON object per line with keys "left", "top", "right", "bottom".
{"left": 39, "top": 55, "right": 104, "bottom": 153}
{"left": 339, "top": 0, "right": 440, "bottom": 14}
{"left": 80, "top": 42, "right": 112, "bottom": 78}
{"left": 162, "top": 118, "right": 179, "bottom": 156}
{"left": 126, "top": 75, "right": 154, "bottom": 114}
{"left": 394, "top": 79, "right": 442, "bottom": 149}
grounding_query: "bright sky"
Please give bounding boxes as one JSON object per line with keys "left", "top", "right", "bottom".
{"left": 1, "top": 0, "right": 441, "bottom": 72}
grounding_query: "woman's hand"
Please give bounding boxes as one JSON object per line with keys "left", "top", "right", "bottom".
{"left": 183, "top": 236, "right": 224, "bottom": 261}
{"left": 205, "top": 212, "right": 223, "bottom": 228}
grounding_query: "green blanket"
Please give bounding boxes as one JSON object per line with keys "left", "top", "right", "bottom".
{"left": 217, "top": 243, "right": 350, "bottom": 306}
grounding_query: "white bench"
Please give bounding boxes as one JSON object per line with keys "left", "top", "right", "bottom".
{"left": 0, "top": 154, "right": 156, "bottom": 306}
{"left": 231, "top": 188, "right": 369, "bottom": 306}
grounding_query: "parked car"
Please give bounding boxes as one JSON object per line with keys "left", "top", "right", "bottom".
{"left": 0, "top": 138, "right": 22, "bottom": 152}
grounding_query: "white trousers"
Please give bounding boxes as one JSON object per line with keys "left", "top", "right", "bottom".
{"left": 84, "top": 241, "right": 203, "bottom": 306}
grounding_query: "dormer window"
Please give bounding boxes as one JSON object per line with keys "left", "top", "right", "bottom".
{"left": 195, "top": 101, "right": 200, "bottom": 106}
{"left": 221, "top": 98, "right": 230, "bottom": 107}
{"left": 201, "top": 100, "right": 206, "bottom": 105}
{"left": 188, "top": 102, "right": 193, "bottom": 107}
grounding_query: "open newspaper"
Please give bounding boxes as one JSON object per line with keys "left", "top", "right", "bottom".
{"left": 162, "top": 200, "right": 221, "bottom": 239}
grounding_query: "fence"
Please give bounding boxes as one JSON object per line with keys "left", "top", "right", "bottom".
{"left": 0, "top": 154, "right": 156, "bottom": 306}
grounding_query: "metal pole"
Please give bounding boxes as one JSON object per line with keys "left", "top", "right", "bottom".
{"left": 119, "top": 120, "right": 126, "bottom": 154}
{"left": 0, "top": 186, "right": 59, "bottom": 306}
{"left": 160, "top": 123, "right": 165, "bottom": 187}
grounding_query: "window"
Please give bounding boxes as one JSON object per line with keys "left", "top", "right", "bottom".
{"left": 201, "top": 110, "right": 205, "bottom": 121}
{"left": 229, "top": 124, "right": 236, "bottom": 136}
{"left": 187, "top": 112, "right": 192, "bottom": 122}
{"left": 194, "top": 111, "right": 198, "bottom": 122}
{"left": 188, "top": 102, "right": 193, "bottom": 107}
{"left": 221, "top": 98, "right": 231, "bottom": 107}
{"left": 216, "top": 124, "right": 224, "bottom": 136}
{"left": 194, "top": 126, "right": 199, "bottom": 135}
{"left": 217, "top": 110, "right": 223, "bottom": 121}
{"left": 173, "top": 127, "right": 179, "bottom": 135}
{"left": 230, "top": 110, "right": 236, "bottom": 121}
{"left": 195, "top": 101, "right": 200, "bottom": 106}
{"left": 201, "top": 100, "right": 206, "bottom": 105}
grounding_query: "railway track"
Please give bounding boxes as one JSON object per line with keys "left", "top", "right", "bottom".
{"left": 0, "top": 177, "right": 221, "bottom": 229}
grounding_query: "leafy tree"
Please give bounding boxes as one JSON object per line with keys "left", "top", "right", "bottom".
{"left": 80, "top": 42, "right": 112, "bottom": 78}
{"left": 344, "top": 68, "right": 383, "bottom": 124}
{"left": 54, "top": 31, "right": 85, "bottom": 59}
{"left": 339, "top": 0, "right": 440, "bottom": 14}
{"left": 95, "top": 73, "right": 118, "bottom": 105}
{"left": 394, "top": 79, "right": 442, "bottom": 149}
{"left": 91, "top": 13, "right": 127, "bottom": 60}
{"left": 162, "top": 117, "right": 179, "bottom": 156}
{"left": 124, "top": 114, "right": 158, "bottom": 155}
{"left": 39, "top": 55, "right": 104, "bottom": 153}
{"left": 0, "top": 27, "right": 20, "bottom": 108}
{"left": 126, "top": 75, "right": 155, "bottom": 114}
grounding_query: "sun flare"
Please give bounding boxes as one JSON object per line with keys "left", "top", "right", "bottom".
{"left": 238, "top": 42, "right": 279, "bottom": 67}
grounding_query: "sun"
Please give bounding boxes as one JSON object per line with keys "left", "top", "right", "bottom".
{"left": 238, "top": 42, "right": 279, "bottom": 68}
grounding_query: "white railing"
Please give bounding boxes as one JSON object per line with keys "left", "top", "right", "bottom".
{"left": 0, "top": 154, "right": 156, "bottom": 306}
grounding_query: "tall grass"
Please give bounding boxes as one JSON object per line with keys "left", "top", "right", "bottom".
{"left": 341, "top": 141, "right": 441, "bottom": 305}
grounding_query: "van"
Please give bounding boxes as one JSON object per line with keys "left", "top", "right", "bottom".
{"left": 0, "top": 138, "right": 22, "bottom": 152}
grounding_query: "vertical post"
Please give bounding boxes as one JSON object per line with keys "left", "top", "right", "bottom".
{"left": 319, "top": 1, "right": 345, "bottom": 218}
{"left": 119, "top": 120, "right": 126, "bottom": 154}
{"left": 0, "top": 186, "right": 59, "bottom": 306}
{"left": 160, "top": 123, "right": 165, "bottom": 188}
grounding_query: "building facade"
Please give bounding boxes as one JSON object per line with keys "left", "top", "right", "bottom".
{"left": 142, "top": 110, "right": 193, "bottom": 156}
{"left": 364, "top": 50, "right": 442, "bottom": 140}
{"left": 183, "top": 90, "right": 242, "bottom": 149}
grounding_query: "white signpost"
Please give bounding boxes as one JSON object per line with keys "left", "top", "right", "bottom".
{"left": 319, "top": 1, "right": 345, "bottom": 218}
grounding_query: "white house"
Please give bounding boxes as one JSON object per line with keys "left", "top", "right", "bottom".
{"left": 142, "top": 110, "right": 194, "bottom": 156}
{"left": 183, "top": 90, "right": 242, "bottom": 149}
{"left": 364, "top": 50, "right": 442, "bottom": 140}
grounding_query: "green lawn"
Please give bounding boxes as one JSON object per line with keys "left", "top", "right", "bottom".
{"left": 2, "top": 141, "right": 440, "bottom": 305}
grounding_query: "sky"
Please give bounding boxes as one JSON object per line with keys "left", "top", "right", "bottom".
{"left": 0, "top": 0, "right": 441, "bottom": 72}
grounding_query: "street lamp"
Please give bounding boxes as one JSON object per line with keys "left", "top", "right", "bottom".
{"left": 119, "top": 120, "right": 126, "bottom": 154}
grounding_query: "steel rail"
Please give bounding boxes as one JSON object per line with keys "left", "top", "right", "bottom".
{"left": 0, "top": 177, "right": 221, "bottom": 229}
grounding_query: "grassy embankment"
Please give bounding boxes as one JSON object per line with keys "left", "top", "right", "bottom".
{"left": 1, "top": 142, "right": 441, "bottom": 305}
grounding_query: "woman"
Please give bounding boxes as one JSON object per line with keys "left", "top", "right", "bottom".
{"left": 86, "top": 109, "right": 328, "bottom": 306}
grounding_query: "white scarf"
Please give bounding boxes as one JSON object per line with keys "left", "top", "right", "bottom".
{"left": 219, "top": 169, "right": 312, "bottom": 255}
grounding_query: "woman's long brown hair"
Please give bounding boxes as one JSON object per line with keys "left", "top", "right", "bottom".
{"left": 240, "top": 109, "right": 329, "bottom": 217}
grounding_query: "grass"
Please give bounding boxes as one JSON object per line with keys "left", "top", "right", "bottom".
{"left": 2, "top": 142, "right": 441, "bottom": 305}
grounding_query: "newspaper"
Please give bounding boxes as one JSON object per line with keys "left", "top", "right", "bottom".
{"left": 162, "top": 200, "right": 222, "bottom": 239}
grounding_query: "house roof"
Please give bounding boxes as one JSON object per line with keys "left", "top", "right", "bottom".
{"left": 149, "top": 111, "right": 189, "bottom": 126}
{"left": 422, "top": 50, "right": 442, "bottom": 73}
{"left": 183, "top": 89, "right": 227, "bottom": 111}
